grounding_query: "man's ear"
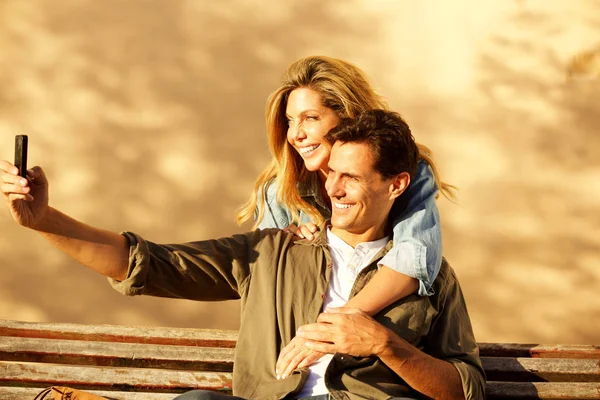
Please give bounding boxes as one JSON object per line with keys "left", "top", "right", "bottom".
{"left": 388, "top": 172, "right": 410, "bottom": 200}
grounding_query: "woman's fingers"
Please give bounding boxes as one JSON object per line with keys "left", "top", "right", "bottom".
{"left": 297, "top": 349, "right": 324, "bottom": 368}
{"left": 283, "top": 223, "right": 320, "bottom": 241}
{"left": 280, "top": 346, "right": 312, "bottom": 379}
{"left": 276, "top": 336, "right": 320, "bottom": 379}
{"left": 276, "top": 338, "right": 304, "bottom": 378}
{"left": 276, "top": 341, "right": 293, "bottom": 377}
{"left": 283, "top": 223, "right": 303, "bottom": 238}
{"left": 298, "top": 225, "right": 314, "bottom": 240}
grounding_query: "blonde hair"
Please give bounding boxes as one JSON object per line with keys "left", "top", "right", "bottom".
{"left": 236, "top": 56, "right": 455, "bottom": 228}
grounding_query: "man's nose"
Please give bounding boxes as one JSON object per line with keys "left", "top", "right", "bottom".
{"left": 326, "top": 175, "right": 344, "bottom": 198}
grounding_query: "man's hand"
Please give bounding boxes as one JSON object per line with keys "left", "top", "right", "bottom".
{"left": 275, "top": 336, "right": 325, "bottom": 380}
{"left": 1, "top": 161, "right": 49, "bottom": 229}
{"left": 296, "top": 307, "right": 392, "bottom": 357}
{"left": 282, "top": 222, "right": 319, "bottom": 241}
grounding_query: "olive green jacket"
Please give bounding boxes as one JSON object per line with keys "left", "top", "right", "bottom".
{"left": 110, "top": 226, "right": 485, "bottom": 400}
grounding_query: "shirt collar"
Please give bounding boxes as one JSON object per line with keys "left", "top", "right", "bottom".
{"left": 300, "top": 220, "right": 394, "bottom": 268}
{"left": 326, "top": 227, "right": 390, "bottom": 251}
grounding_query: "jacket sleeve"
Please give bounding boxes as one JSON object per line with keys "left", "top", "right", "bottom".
{"left": 109, "top": 230, "right": 267, "bottom": 301}
{"left": 425, "top": 264, "right": 486, "bottom": 399}
{"left": 378, "top": 159, "right": 443, "bottom": 296}
{"left": 256, "top": 180, "right": 293, "bottom": 229}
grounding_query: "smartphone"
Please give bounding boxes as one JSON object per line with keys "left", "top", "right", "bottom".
{"left": 14, "top": 135, "right": 28, "bottom": 179}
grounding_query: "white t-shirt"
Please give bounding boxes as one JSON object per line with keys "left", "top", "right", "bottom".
{"left": 297, "top": 228, "right": 389, "bottom": 398}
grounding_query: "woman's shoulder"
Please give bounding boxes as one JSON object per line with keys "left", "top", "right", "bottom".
{"left": 260, "top": 172, "right": 320, "bottom": 199}
{"left": 259, "top": 177, "right": 279, "bottom": 204}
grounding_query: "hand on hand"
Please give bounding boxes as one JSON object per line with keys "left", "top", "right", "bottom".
{"left": 1, "top": 160, "right": 49, "bottom": 229}
{"left": 275, "top": 335, "right": 326, "bottom": 380}
{"left": 296, "top": 307, "right": 391, "bottom": 358}
{"left": 283, "top": 222, "right": 319, "bottom": 241}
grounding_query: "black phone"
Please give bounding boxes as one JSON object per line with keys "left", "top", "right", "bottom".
{"left": 15, "top": 135, "right": 28, "bottom": 179}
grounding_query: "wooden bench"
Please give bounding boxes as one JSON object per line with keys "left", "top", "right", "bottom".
{"left": 1, "top": 319, "right": 599, "bottom": 399}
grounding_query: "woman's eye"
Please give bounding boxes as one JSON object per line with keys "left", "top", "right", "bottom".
{"left": 305, "top": 115, "right": 318, "bottom": 121}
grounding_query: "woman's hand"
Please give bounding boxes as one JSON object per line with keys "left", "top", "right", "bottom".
{"left": 275, "top": 335, "right": 325, "bottom": 380}
{"left": 282, "top": 222, "right": 319, "bottom": 240}
{"left": 1, "top": 160, "right": 49, "bottom": 229}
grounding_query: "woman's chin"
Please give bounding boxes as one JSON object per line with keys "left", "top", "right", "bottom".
{"left": 302, "top": 155, "right": 328, "bottom": 172}
{"left": 303, "top": 161, "right": 326, "bottom": 172}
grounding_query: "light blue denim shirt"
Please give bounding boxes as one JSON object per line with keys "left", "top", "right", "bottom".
{"left": 257, "top": 159, "right": 442, "bottom": 296}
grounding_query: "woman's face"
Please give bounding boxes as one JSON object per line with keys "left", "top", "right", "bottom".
{"left": 286, "top": 88, "right": 341, "bottom": 173}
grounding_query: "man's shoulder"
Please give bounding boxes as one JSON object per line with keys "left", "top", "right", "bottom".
{"left": 251, "top": 228, "right": 322, "bottom": 252}
{"left": 431, "top": 258, "right": 461, "bottom": 299}
{"left": 436, "top": 258, "right": 453, "bottom": 280}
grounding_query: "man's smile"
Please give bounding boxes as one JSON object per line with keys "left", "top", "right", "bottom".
{"left": 333, "top": 202, "right": 355, "bottom": 210}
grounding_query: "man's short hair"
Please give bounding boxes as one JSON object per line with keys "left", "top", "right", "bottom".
{"left": 325, "top": 109, "right": 419, "bottom": 179}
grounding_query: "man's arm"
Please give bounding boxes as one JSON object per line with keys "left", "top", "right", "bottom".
{"left": 2, "top": 161, "right": 269, "bottom": 300}
{"left": 377, "top": 325, "right": 465, "bottom": 400}
{"left": 36, "top": 207, "right": 129, "bottom": 280}
{"left": 297, "top": 308, "right": 466, "bottom": 400}
{"left": 1, "top": 162, "right": 129, "bottom": 280}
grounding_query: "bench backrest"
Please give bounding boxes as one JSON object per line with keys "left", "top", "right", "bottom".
{"left": 1, "top": 320, "right": 599, "bottom": 399}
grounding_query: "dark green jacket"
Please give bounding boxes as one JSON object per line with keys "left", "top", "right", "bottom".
{"left": 110, "top": 225, "right": 485, "bottom": 399}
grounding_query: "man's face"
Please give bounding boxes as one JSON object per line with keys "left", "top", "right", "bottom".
{"left": 325, "top": 141, "right": 397, "bottom": 244}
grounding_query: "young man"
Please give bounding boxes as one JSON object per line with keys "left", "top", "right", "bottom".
{"left": 1, "top": 110, "right": 484, "bottom": 399}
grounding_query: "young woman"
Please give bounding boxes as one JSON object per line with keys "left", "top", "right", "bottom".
{"left": 236, "top": 56, "right": 456, "bottom": 375}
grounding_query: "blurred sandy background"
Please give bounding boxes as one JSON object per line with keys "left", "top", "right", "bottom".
{"left": 1, "top": 0, "right": 599, "bottom": 345}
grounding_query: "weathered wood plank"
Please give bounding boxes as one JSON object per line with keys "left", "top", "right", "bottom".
{"left": 0, "top": 362, "right": 233, "bottom": 392}
{"left": 0, "top": 320, "right": 238, "bottom": 348}
{"left": 3, "top": 321, "right": 599, "bottom": 358}
{"left": 482, "top": 357, "right": 600, "bottom": 382}
{"left": 0, "top": 386, "right": 186, "bottom": 400}
{"left": 480, "top": 343, "right": 600, "bottom": 359}
{"left": 0, "top": 320, "right": 237, "bottom": 348}
{"left": 486, "top": 382, "right": 600, "bottom": 399}
{"left": 0, "top": 337, "right": 234, "bottom": 371}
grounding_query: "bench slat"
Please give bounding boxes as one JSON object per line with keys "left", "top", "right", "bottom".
{"left": 4, "top": 321, "right": 598, "bottom": 359}
{"left": 480, "top": 343, "right": 600, "bottom": 359}
{"left": 486, "top": 382, "right": 600, "bottom": 399}
{"left": 0, "top": 387, "right": 184, "bottom": 400}
{"left": 0, "top": 320, "right": 237, "bottom": 348}
{"left": 483, "top": 357, "right": 600, "bottom": 382}
{"left": 0, "top": 362, "right": 233, "bottom": 392}
{"left": 0, "top": 337, "right": 234, "bottom": 371}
